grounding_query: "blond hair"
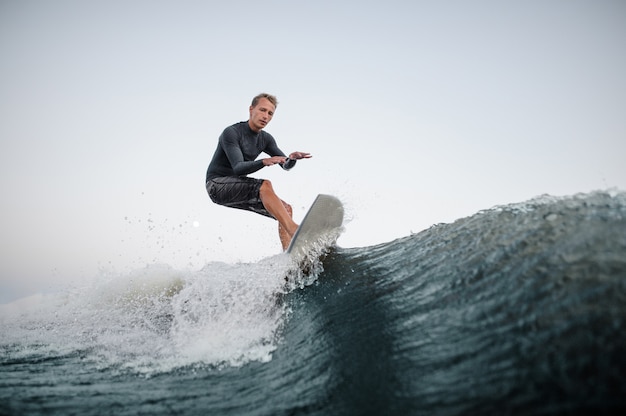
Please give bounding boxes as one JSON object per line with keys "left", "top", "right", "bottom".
{"left": 251, "top": 93, "right": 278, "bottom": 108}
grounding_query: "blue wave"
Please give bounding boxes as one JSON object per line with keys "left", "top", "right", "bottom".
{"left": 277, "top": 190, "right": 626, "bottom": 414}
{"left": 1, "top": 190, "right": 625, "bottom": 415}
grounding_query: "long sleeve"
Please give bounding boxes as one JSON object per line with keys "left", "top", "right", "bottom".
{"left": 220, "top": 129, "right": 265, "bottom": 176}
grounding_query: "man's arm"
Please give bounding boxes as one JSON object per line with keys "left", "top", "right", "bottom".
{"left": 262, "top": 136, "right": 293, "bottom": 170}
{"left": 281, "top": 151, "right": 312, "bottom": 170}
{"left": 221, "top": 129, "right": 265, "bottom": 176}
{"left": 264, "top": 135, "right": 311, "bottom": 171}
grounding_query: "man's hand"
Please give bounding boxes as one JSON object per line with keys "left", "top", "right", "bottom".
{"left": 289, "top": 151, "right": 312, "bottom": 160}
{"left": 263, "top": 156, "right": 287, "bottom": 166}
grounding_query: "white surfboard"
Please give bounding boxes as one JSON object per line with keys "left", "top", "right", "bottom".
{"left": 287, "top": 194, "right": 344, "bottom": 261}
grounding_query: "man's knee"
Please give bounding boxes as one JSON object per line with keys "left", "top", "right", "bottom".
{"left": 259, "top": 181, "right": 276, "bottom": 204}
{"left": 283, "top": 201, "right": 292, "bottom": 216}
{"left": 260, "top": 179, "right": 274, "bottom": 196}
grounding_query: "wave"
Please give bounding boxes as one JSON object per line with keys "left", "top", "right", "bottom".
{"left": 2, "top": 190, "right": 625, "bottom": 414}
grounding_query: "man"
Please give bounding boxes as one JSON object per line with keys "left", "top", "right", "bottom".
{"left": 205, "top": 93, "right": 311, "bottom": 250}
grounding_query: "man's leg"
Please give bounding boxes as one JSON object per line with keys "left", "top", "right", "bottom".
{"left": 277, "top": 202, "right": 294, "bottom": 250}
{"left": 259, "top": 180, "right": 298, "bottom": 250}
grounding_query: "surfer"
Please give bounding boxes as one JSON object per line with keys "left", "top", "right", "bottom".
{"left": 205, "top": 93, "right": 311, "bottom": 250}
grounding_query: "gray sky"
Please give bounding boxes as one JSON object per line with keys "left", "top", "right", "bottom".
{"left": 1, "top": 0, "right": 625, "bottom": 302}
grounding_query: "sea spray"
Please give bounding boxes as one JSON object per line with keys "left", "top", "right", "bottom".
{"left": 169, "top": 257, "right": 292, "bottom": 367}
{"left": 0, "top": 254, "right": 308, "bottom": 375}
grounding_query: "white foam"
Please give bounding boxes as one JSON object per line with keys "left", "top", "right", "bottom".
{"left": 0, "top": 255, "right": 301, "bottom": 373}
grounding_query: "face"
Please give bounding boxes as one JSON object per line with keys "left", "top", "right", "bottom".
{"left": 248, "top": 98, "right": 275, "bottom": 132}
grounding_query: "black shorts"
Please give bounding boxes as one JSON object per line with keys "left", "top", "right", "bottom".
{"left": 206, "top": 176, "right": 273, "bottom": 218}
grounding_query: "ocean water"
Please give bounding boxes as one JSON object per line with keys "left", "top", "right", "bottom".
{"left": 1, "top": 190, "right": 626, "bottom": 415}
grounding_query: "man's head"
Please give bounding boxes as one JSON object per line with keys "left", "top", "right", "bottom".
{"left": 248, "top": 93, "right": 278, "bottom": 132}
{"left": 251, "top": 93, "right": 278, "bottom": 108}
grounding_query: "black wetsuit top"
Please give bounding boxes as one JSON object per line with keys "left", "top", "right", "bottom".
{"left": 206, "top": 121, "right": 294, "bottom": 182}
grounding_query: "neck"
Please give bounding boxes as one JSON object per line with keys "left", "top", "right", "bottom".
{"left": 247, "top": 120, "right": 261, "bottom": 133}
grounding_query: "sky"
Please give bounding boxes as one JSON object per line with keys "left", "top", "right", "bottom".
{"left": 1, "top": 0, "right": 625, "bottom": 302}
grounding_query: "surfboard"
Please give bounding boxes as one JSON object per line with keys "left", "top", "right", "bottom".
{"left": 287, "top": 194, "right": 344, "bottom": 262}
